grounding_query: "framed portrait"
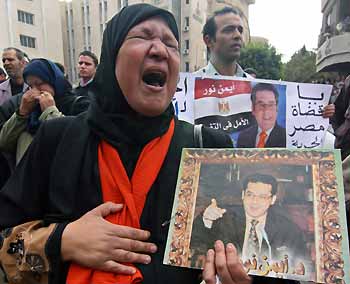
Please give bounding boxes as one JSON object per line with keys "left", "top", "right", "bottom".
{"left": 163, "top": 148, "right": 350, "bottom": 283}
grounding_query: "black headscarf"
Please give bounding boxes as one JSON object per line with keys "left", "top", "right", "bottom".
{"left": 87, "top": 4, "right": 179, "bottom": 147}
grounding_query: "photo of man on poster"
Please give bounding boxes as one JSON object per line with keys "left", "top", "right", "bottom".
{"left": 190, "top": 173, "right": 307, "bottom": 266}
{"left": 237, "top": 83, "right": 286, "bottom": 148}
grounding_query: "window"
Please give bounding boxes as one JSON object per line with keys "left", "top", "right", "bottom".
{"left": 185, "top": 40, "right": 189, "bottom": 49}
{"left": 99, "top": 2, "right": 102, "bottom": 23}
{"left": 20, "top": 35, "right": 36, "bottom": 48}
{"left": 18, "top": 10, "right": 34, "bottom": 25}
{"left": 185, "top": 62, "right": 190, "bottom": 72}
{"left": 87, "top": 5, "right": 90, "bottom": 26}
{"left": 82, "top": 4, "right": 90, "bottom": 26}
{"left": 104, "top": 0, "right": 108, "bottom": 21}
{"left": 88, "top": 26, "right": 92, "bottom": 47}
{"left": 185, "top": 17, "right": 189, "bottom": 26}
{"left": 186, "top": 0, "right": 189, "bottom": 4}
{"left": 99, "top": 0, "right": 108, "bottom": 23}
{"left": 81, "top": 6, "right": 85, "bottom": 24}
{"left": 327, "top": 13, "right": 331, "bottom": 26}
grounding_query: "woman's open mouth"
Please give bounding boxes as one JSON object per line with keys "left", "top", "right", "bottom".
{"left": 142, "top": 71, "right": 167, "bottom": 89}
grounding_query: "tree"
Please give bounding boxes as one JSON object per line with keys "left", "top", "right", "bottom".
{"left": 239, "top": 42, "right": 283, "bottom": 80}
{"left": 283, "top": 46, "right": 319, "bottom": 83}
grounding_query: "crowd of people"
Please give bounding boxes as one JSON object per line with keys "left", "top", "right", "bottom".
{"left": 0, "top": 3, "right": 348, "bottom": 284}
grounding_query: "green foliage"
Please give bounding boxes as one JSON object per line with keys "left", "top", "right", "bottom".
{"left": 282, "top": 46, "right": 337, "bottom": 83}
{"left": 239, "top": 42, "right": 283, "bottom": 80}
{"left": 283, "top": 46, "right": 319, "bottom": 83}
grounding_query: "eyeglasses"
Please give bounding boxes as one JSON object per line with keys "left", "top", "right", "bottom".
{"left": 254, "top": 102, "right": 277, "bottom": 111}
{"left": 244, "top": 191, "right": 272, "bottom": 201}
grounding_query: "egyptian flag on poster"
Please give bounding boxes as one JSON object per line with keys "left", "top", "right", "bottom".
{"left": 194, "top": 78, "right": 253, "bottom": 136}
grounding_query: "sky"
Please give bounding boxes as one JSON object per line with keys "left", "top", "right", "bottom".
{"left": 249, "top": 0, "right": 323, "bottom": 62}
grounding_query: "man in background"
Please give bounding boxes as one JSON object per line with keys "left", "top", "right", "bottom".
{"left": 195, "top": 7, "right": 252, "bottom": 78}
{"left": 194, "top": 7, "right": 334, "bottom": 137}
{"left": 0, "top": 48, "right": 28, "bottom": 105}
{"left": 73, "top": 50, "right": 98, "bottom": 97}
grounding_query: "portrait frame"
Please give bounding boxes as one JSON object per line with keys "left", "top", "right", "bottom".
{"left": 163, "top": 148, "right": 349, "bottom": 283}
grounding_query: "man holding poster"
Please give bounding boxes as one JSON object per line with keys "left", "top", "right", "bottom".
{"left": 237, "top": 83, "right": 286, "bottom": 148}
{"left": 194, "top": 7, "right": 252, "bottom": 78}
{"left": 192, "top": 6, "right": 335, "bottom": 146}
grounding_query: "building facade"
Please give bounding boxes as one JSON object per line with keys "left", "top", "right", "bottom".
{"left": 0, "top": 0, "right": 64, "bottom": 64}
{"left": 60, "top": 0, "right": 254, "bottom": 82}
{"left": 316, "top": 0, "right": 350, "bottom": 72}
{"left": 60, "top": 0, "right": 122, "bottom": 82}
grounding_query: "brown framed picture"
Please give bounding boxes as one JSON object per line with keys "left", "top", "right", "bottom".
{"left": 164, "top": 148, "right": 350, "bottom": 283}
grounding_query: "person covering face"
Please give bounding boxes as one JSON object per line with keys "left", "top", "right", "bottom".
{"left": 0, "top": 58, "right": 90, "bottom": 165}
{"left": 22, "top": 59, "right": 73, "bottom": 133}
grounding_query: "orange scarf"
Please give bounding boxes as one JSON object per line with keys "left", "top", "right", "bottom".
{"left": 66, "top": 119, "right": 175, "bottom": 284}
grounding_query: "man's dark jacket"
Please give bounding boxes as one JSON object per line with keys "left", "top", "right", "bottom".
{"left": 0, "top": 115, "right": 298, "bottom": 284}
{"left": 237, "top": 124, "right": 286, "bottom": 148}
{"left": 72, "top": 81, "right": 93, "bottom": 98}
{"left": 191, "top": 205, "right": 307, "bottom": 265}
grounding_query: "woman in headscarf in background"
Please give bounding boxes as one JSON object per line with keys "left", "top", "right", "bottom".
{"left": 0, "top": 58, "right": 89, "bottom": 164}
{"left": 0, "top": 4, "right": 253, "bottom": 284}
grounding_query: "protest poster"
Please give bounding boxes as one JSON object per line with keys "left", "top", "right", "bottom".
{"left": 163, "top": 148, "right": 350, "bottom": 283}
{"left": 173, "top": 73, "right": 333, "bottom": 149}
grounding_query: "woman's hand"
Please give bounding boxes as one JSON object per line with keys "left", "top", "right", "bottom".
{"left": 19, "top": 88, "right": 41, "bottom": 116}
{"left": 202, "top": 240, "right": 251, "bottom": 284}
{"left": 37, "top": 91, "right": 55, "bottom": 112}
{"left": 61, "top": 202, "right": 158, "bottom": 275}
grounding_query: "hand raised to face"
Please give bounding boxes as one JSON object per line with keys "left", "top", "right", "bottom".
{"left": 37, "top": 91, "right": 56, "bottom": 112}
{"left": 19, "top": 88, "right": 41, "bottom": 116}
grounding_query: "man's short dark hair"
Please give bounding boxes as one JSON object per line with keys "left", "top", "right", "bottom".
{"left": 202, "top": 7, "right": 241, "bottom": 40}
{"left": 79, "top": 50, "right": 98, "bottom": 66}
{"left": 3, "top": 47, "right": 29, "bottom": 61}
{"left": 251, "top": 83, "right": 279, "bottom": 105}
{"left": 242, "top": 173, "right": 278, "bottom": 195}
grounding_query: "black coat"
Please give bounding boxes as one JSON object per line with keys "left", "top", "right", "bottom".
{"left": 237, "top": 124, "right": 286, "bottom": 148}
{"left": 0, "top": 116, "right": 232, "bottom": 284}
{"left": 0, "top": 116, "right": 299, "bottom": 284}
{"left": 72, "top": 82, "right": 93, "bottom": 98}
{"left": 332, "top": 79, "right": 350, "bottom": 159}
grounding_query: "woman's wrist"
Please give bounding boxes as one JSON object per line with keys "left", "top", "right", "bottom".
{"left": 16, "top": 109, "right": 29, "bottom": 118}
{"left": 60, "top": 222, "right": 74, "bottom": 262}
